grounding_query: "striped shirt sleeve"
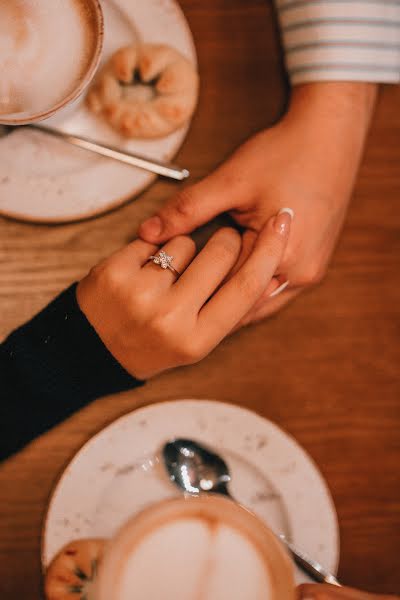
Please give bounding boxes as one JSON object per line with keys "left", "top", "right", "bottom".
{"left": 274, "top": 0, "right": 400, "bottom": 84}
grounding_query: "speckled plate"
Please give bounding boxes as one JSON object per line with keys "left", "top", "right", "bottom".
{"left": 0, "top": 0, "right": 197, "bottom": 223}
{"left": 42, "top": 399, "right": 339, "bottom": 584}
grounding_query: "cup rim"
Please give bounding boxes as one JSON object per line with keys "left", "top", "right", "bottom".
{"left": 96, "top": 495, "right": 296, "bottom": 600}
{"left": 0, "top": 0, "right": 104, "bottom": 125}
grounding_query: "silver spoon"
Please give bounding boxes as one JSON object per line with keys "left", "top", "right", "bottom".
{"left": 0, "top": 124, "right": 189, "bottom": 181}
{"left": 162, "top": 438, "right": 341, "bottom": 586}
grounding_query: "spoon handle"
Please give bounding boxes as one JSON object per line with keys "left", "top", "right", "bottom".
{"left": 30, "top": 124, "right": 190, "bottom": 181}
{"left": 225, "top": 490, "right": 340, "bottom": 585}
{"left": 279, "top": 535, "right": 341, "bottom": 586}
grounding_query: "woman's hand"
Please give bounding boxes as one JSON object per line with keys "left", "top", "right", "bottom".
{"left": 139, "top": 82, "right": 377, "bottom": 323}
{"left": 297, "top": 584, "right": 398, "bottom": 600}
{"left": 77, "top": 211, "right": 291, "bottom": 379}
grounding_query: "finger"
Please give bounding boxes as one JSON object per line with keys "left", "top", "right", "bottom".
{"left": 226, "top": 229, "right": 258, "bottom": 281}
{"left": 255, "top": 280, "right": 295, "bottom": 315}
{"left": 237, "top": 288, "right": 300, "bottom": 329}
{"left": 269, "top": 278, "right": 290, "bottom": 298}
{"left": 106, "top": 238, "right": 158, "bottom": 272}
{"left": 141, "top": 235, "right": 196, "bottom": 289}
{"left": 226, "top": 234, "right": 283, "bottom": 299}
{"left": 262, "top": 276, "right": 282, "bottom": 298}
{"left": 199, "top": 210, "right": 292, "bottom": 342}
{"left": 252, "top": 273, "right": 289, "bottom": 301}
{"left": 174, "top": 227, "right": 241, "bottom": 308}
{"left": 138, "top": 164, "right": 246, "bottom": 244}
{"left": 227, "top": 217, "right": 290, "bottom": 290}
{"left": 297, "top": 584, "right": 343, "bottom": 599}
{"left": 297, "top": 583, "right": 390, "bottom": 599}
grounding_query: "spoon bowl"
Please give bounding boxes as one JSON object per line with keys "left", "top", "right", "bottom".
{"left": 162, "top": 438, "right": 231, "bottom": 495}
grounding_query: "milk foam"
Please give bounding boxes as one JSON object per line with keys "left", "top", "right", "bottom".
{"left": 116, "top": 517, "right": 273, "bottom": 600}
{"left": 0, "top": 0, "right": 95, "bottom": 117}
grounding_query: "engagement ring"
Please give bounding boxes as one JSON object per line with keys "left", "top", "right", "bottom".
{"left": 148, "top": 251, "right": 181, "bottom": 278}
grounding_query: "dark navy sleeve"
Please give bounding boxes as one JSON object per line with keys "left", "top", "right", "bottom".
{"left": 0, "top": 283, "right": 142, "bottom": 461}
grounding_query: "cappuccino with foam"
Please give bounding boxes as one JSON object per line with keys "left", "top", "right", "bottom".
{"left": 0, "top": 0, "right": 103, "bottom": 124}
{"left": 96, "top": 496, "right": 295, "bottom": 600}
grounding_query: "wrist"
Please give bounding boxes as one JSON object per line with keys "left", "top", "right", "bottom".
{"left": 281, "top": 82, "right": 378, "bottom": 191}
{"left": 288, "top": 82, "right": 378, "bottom": 129}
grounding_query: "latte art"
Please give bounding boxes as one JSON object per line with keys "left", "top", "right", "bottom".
{"left": 0, "top": 0, "right": 98, "bottom": 119}
{"left": 96, "top": 496, "right": 295, "bottom": 600}
{"left": 117, "top": 517, "right": 272, "bottom": 600}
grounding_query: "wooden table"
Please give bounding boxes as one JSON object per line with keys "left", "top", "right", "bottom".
{"left": 0, "top": 1, "right": 399, "bottom": 597}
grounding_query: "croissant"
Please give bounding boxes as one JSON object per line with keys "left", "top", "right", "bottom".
{"left": 86, "top": 43, "right": 199, "bottom": 139}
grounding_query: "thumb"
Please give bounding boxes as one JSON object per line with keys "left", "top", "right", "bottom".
{"left": 138, "top": 169, "right": 242, "bottom": 243}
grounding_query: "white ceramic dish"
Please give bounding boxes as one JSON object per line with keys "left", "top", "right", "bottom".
{"left": 42, "top": 399, "right": 339, "bottom": 584}
{"left": 0, "top": 0, "right": 197, "bottom": 223}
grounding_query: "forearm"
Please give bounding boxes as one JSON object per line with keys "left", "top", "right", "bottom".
{"left": 0, "top": 284, "right": 142, "bottom": 462}
{"left": 289, "top": 82, "right": 377, "bottom": 131}
{"left": 282, "top": 82, "right": 378, "bottom": 200}
{"left": 273, "top": 0, "right": 398, "bottom": 173}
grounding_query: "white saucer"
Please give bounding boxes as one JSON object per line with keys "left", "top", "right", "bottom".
{"left": 0, "top": 0, "right": 197, "bottom": 223}
{"left": 42, "top": 399, "right": 339, "bottom": 584}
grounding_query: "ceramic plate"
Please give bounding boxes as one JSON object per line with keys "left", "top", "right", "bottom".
{"left": 0, "top": 0, "right": 197, "bottom": 223}
{"left": 42, "top": 399, "right": 339, "bottom": 584}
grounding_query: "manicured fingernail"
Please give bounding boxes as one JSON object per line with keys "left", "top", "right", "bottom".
{"left": 269, "top": 280, "right": 289, "bottom": 297}
{"left": 140, "top": 215, "right": 162, "bottom": 238}
{"left": 274, "top": 208, "right": 293, "bottom": 236}
{"left": 278, "top": 207, "right": 295, "bottom": 219}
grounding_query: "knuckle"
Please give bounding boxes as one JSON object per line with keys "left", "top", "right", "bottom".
{"left": 87, "top": 263, "right": 103, "bottom": 283}
{"left": 129, "top": 285, "right": 155, "bottom": 311}
{"left": 89, "top": 261, "right": 123, "bottom": 290}
{"left": 171, "top": 186, "right": 200, "bottom": 219}
{"left": 101, "top": 265, "right": 125, "bottom": 290}
{"left": 149, "top": 313, "right": 205, "bottom": 364}
{"left": 296, "top": 265, "right": 326, "bottom": 287}
{"left": 178, "top": 337, "right": 207, "bottom": 364}
{"left": 150, "top": 311, "right": 177, "bottom": 339}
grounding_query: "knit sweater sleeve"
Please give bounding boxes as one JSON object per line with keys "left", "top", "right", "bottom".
{"left": 0, "top": 283, "right": 142, "bottom": 461}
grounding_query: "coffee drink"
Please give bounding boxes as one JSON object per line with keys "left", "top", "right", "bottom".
{"left": 0, "top": 0, "right": 103, "bottom": 123}
{"left": 96, "top": 496, "right": 295, "bottom": 600}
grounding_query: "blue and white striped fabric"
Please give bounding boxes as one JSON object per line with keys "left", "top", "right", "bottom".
{"left": 275, "top": 0, "right": 400, "bottom": 84}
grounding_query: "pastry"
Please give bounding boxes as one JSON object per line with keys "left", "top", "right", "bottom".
{"left": 45, "top": 538, "right": 106, "bottom": 600}
{"left": 86, "top": 43, "right": 199, "bottom": 138}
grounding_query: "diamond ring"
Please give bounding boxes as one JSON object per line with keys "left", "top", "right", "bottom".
{"left": 148, "top": 250, "right": 181, "bottom": 278}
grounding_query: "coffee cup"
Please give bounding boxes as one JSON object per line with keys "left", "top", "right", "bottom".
{"left": 95, "top": 495, "right": 296, "bottom": 600}
{"left": 0, "top": 0, "right": 103, "bottom": 125}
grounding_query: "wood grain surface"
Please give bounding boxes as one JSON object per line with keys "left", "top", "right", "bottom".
{"left": 0, "top": 1, "right": 399, "bottom": 597}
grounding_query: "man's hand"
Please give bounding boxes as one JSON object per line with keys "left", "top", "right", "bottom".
{"left": 139, "top": 82, "right": 377, "bottom": 325}
{"left": 297, "top": 584, "right": 398, "bottom": 600}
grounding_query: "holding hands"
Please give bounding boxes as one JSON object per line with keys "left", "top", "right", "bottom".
{"left": 77, "top": 211, "right": 291, "bottom": 379}
{"left": 139, "top": 82, "right": 377, "bottom": 323}
{"left": 79, "top": 83, "right": 377, "bottom": 374}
